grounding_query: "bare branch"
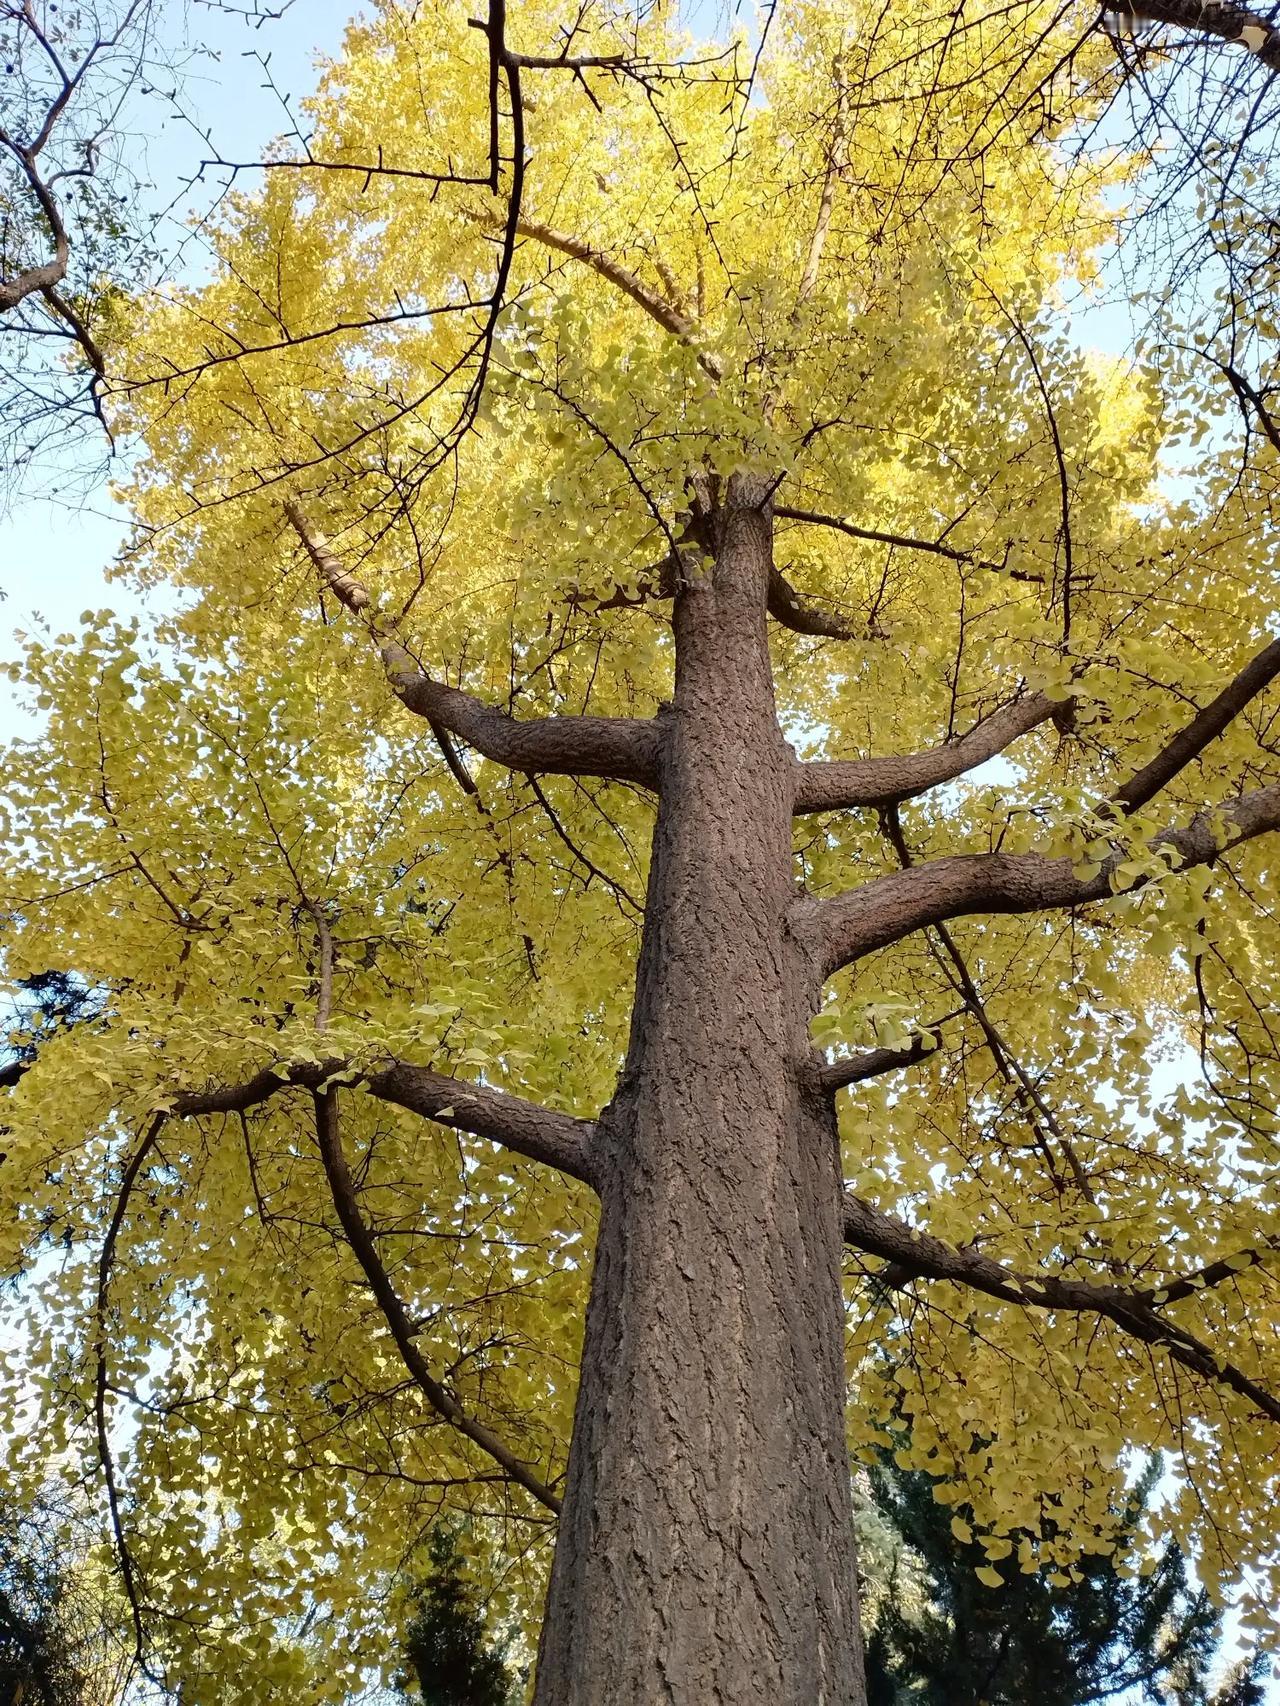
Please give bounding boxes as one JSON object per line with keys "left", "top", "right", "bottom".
{"left": 795, "top": 692, "right": 1056, "bottom": 815}
{"left": 284, "top": 502, "right": 663, "bottom": 788}
{"left": 0, "top": 0, "right": 153, "bottom": 431}
{"left": 801, "top": 781, "right": 1280, "bottom": 977}
{"left": 1221, "top": 362, "right": 1280, "bottom": 455}
{"left": 842, "top": 1191, "right": 1280, "bottom": 1424}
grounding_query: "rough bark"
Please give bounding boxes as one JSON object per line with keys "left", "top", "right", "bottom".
{"left": 532, "top": 484, "right": 866, "bottom": 1706}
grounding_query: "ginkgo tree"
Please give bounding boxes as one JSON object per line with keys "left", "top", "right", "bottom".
{"left": 4, "top": 0, "right": 1280, "bottom": 1700}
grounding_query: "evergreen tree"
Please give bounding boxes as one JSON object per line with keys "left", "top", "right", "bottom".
{"left": 0, "top": 972, "right": 97, "bottom": 1091}
{"left": 860, "top": 1458, "right": 1268, "bottom": 1705}
{"left": 0, "top": 1505, "right": 87, "bottom": 1706}
{"left": 396, "top": 1529, "right": 515, "bottom": 1706}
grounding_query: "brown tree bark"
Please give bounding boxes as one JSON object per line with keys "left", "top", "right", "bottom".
{"left": 532, "top": 482, "right": 866, "bottom": 1705}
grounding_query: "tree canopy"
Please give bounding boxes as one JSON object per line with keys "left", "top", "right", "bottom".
{"left": 3, "top": 0, "right": 1280, "bottom": 1698}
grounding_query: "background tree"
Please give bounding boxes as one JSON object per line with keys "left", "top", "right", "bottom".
{"left": 858, "top": 1455, "right": 1266, "bottom": 1706}
{"left": 4, "top": 0, "right": 1280, "bottom": 1702}
{"left": 1, "top": 970, "right": 96, "bottom": 1088}
{"left": 394, "top": 1528, "right": 517, "bottom": 1706}
{"left": 0, "top": 0, "right": 166, "bottom": 480}
{"left": 0, "top": 1494, "right": 136, "bottom": 1706}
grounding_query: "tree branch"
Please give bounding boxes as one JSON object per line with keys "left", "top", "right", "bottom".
{"left": 821, "top": 1029, "right": 942, "bottom": 1092}
{"left": 1121, "top": 0, "right": 1280, "bottom": 70}
{"left": 312, "top": 1088, "right": 562, "bottom": 1511}
{"left": 881, "top": 805, "right": 1096, "bottom": 1202}
{"left": 774, "top": 504, "right": 1042, "bottom": 582}
{"left": 94, "top": 1113, "right": 167, "bottom": 1679}
{"left": 478, "top": 210, "right": 723, "bottom": 380}
{"left": 795, "top": 692, "right": 1055, "bottom": 815}
{"left": 173, "top": 1057, "right": 597, "bottom": 1187}
{"left": 842, "top": 1192, "right": 1280, "bottom": 1423}
{"left": 767, "top": 566, "right": 861, "bottom": 639}
{"left": 284, "top": 501, "right": 662, "bottom": 788}
{"left": 1113, "top": 638, "right": 1280, "bottom": 815}
{"left": 801, "top": 781, "right": 1280, "bottom": 977}
{"left": 0, "top": 134, "right": 70, "bottom": 310}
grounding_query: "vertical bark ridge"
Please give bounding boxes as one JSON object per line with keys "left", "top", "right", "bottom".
{"left": 533, "top": 487, "right": 865, "bottom": 1705}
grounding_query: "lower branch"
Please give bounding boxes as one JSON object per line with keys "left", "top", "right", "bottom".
{"left": 767, "top": 567, "right": 861, "bottom": 639}
{"left": 842, "top": 1193, "right": 1280, "bottom": 1424}
{"left": 173, "top": 1057, "right": 597, "bottom": 1187}
{"left": 821, "top": 1030, "right": 943, "bottom": 1093}
{"left": 312, "top": 1089, "right": 562, "bottom": 1512}
{"left": 802, "top": 780, "right": 1280, "bottom": 976}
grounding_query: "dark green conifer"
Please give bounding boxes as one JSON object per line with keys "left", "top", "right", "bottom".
{"left": 396, "top": 1528, "right": 515, "bottom": 1706}
{"left": 861, "top": 1456, "right": 1267, "bottom": 1706}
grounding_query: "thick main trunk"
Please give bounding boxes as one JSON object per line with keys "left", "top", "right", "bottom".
{"left": 533, "top": 494, "right": 865, "bottom": 1705}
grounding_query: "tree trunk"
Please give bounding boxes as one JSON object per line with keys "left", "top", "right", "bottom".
{"left": 532, "top": 486, "right": 866, "bottom": 1704}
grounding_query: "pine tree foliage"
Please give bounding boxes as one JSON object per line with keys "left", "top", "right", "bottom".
{"left": 396, "top": 1529, "right": 515, "bottom": 1706}
{"left": 0, "top": 1498, "right": 134, "bottom": 1706}
{"left": 0, "top": 1526, "right": 82, "bottom": 1706}
{"left": 859, "top": 1458, "right": 1267, "bottom": 1706}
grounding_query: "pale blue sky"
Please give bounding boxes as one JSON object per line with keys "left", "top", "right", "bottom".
{"left": 0, "top": 0, "right": 357, "bottom": 737}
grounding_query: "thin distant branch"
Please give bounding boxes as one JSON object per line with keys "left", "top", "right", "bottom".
{"left": 997, "top": 312, "right": 1073, "bottom": 642}
{"left": 526, "top": 773, "right": 645, "bottom": 915}
{"left": 1220, "top": 361, "right": 1280, "bottom": 455}
{"left": 202, "top": 151, "right": 490, "bottom": 189}
{"left": 0, "top": 0, "right": 151, "bottom": 411}
{"left": 775, "top": 504, "right": 1042, "bottom": 582}
{"left": 882, "top": 805, "right": 1095, "bottom": 1202}
{"left": 1134, "top": 1240, "right": 1280, "bottom": 1306}
{"left": 795, "top": 80, "right": 845, "bottom": 312}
